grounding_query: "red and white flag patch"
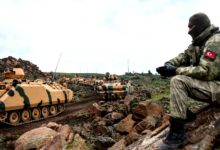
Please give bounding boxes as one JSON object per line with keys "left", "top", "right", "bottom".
{"left": 204, "top": 49, "right": 217, "bottom": 60}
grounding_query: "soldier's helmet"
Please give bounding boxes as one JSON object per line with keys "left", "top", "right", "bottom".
{"left": 188, "top": 12, "right": 211, "bottom": 39}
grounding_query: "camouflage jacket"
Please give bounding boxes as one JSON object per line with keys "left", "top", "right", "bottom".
{"left": 167, "top": 25, "right": 220, "bottom": 81}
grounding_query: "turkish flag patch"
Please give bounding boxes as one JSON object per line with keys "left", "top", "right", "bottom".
{"left": 204, "top": 49, "right": 217, "bottom": 60}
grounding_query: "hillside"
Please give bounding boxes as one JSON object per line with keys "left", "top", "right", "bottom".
{"left": 0, "top": 56, "right": 46, "bottom": 80}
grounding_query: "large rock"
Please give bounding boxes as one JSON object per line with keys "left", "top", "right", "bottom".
{"left": 15, "top": 122, "right": 75, "bottom": 150}
{"left": 58, "top": 124, "right": 74, "bottom": 143}
{"left": 135, "top": 115, "right": 158, "bottom": 133}
{"left": 132, "top": 101, "right": 164, "bottom": 121}
{"left": 125, "top": 129, "right": 141, "bottom": 145}
{"left": 43, "top": 122, "right": 74, "bottom": 143}
{"left": 88, "top": 102, "right": 101, "bottom": 116}
{"left": 104, "top": 112, "right": 124, "bottom": 124}
{"left": 108, "top": 138, "right": 126, "bottom": 150}
{"left": 114, "top": 114, "right": 135, "bottom": 133}
{"left": 15, "top": 127, "right": 60, "bottom": 150}
{"left": 111, "top": 112, "right": 124, "bottom": 122}
{"left": 68, "top": 134, "right": 89, "bottom": 150}
{"left": 39, "top": 134, "right": 63, "bottom": 150}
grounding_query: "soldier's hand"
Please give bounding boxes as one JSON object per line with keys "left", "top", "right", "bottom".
{"left": 156, "top": 66, "right": 166, "bottom": 76}
{"left": 165, "top": 63, "right": 176, "bottom": 76}
{"left": 156, "top": 63, "right": 176, "bottom": 77}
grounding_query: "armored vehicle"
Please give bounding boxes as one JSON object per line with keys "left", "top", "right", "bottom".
{"left": 96, "top": 81, "right": 133, "bottom": 100}
{"left": 0, "top": 68, "right": 73, "bottom": 126}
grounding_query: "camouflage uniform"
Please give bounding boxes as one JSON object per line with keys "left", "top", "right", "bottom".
{"left": 167, "top": 25, "right": 220, "bottom": 119}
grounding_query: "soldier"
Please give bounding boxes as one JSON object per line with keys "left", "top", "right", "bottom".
{"left": 156, "top": 13, "right": 220, "bottom": 149}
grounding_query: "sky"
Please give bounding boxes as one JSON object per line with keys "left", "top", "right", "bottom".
{"left": 1, "top": 0, "right": 220, "bottom": 75}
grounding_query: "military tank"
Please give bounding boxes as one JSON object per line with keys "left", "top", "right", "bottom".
{"left": 0, "top": 68, "right": 73, "bottom": 126}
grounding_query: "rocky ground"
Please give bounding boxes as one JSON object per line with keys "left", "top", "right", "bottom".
{"left": 1, "top": 56, "right": 220, "bottom": 150}
{"left": 3, "top": 91, "right": 220, "bottom": 150}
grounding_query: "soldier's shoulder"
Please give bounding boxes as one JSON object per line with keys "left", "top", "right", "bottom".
{"left": 205, "top": 33, "right": 220, "bottom": 50}
{"left": 207, "top": 33, "right": 220, "bottom": 43}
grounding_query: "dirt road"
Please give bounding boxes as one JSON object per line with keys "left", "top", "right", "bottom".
{"left": 0, "top": 97, "right": 100, "bottom": 136}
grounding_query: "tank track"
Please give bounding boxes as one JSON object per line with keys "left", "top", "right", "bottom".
{"left": 0, "top": 105, "right": 65, "bottom": 126}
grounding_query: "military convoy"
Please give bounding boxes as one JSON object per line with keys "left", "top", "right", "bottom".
{"left": 0, "top": 68, "right": 133, "bottom": 126}
{"left": 71, "top": 72, "right": 134, "bottom": 100}
{"left": 0, "top": 68, "right": 73, "bottom": 126}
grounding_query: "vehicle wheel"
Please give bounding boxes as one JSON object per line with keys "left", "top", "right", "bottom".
{"left": 50, "top": 105, "right": 57, "bottom": 115}
{"left": 41, "top": 107, "right": 49, "bottom": 118}
{"left": 9, "top": 111, "right": 20, "bottom": 125}
{"left": 21, "top": 109, "right": 31, "bottom": 122}
{"left": 58, "top": 104, "right": 64, "bottom": 112}
{"left": 32, "top": 108, "right": 41, "bottom": 120}
{"left": 0, "top": 112, "right": 7, "bottom": 121}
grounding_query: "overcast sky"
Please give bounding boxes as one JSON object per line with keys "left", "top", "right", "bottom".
{"left": 1, "top": 0, "right": 220, "bottom": 75}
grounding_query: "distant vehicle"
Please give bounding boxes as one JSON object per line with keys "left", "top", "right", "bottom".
{"left": 70, "top": 73, "right": 133, "bottom": 100}
{"left": 0, "top": 68, "right": 73, "bottom": 126}
{"left": 96, "top": 81, "right": 133, "bottom": 100}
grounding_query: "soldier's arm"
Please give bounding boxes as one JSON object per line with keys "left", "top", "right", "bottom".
{"left": 176, "top": 35, "right": 220, "bottom": 81}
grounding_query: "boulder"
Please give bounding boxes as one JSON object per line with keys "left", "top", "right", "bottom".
{"left": 58, "top": 124, "right": 74, "bottom": 142}
{"left": 15, "top": 127, "right": 59, "bottom": 150}
{"left": 114, "top": 114, "right": 135, "bottom": 133}
{"left": 15, "top": 122, "right": 75, "bottom": 150}
{"left": 135, "top": 115, "right": 158, "bottom": 133}
{"left": 40, "top": 134, "right": 63, "bottom": 150}
{"left": 68, "top": 134, "right": 89, "bottom": 150}
{"left": 132, "top": 101, "right": 164, "bottom": 121}
{"left": 108, "top": 138, "right": 126, "bottom": 150}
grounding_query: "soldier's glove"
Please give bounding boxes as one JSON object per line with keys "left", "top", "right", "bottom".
{"left": 156, "top": 63, "right": 176, "bottom": 77}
